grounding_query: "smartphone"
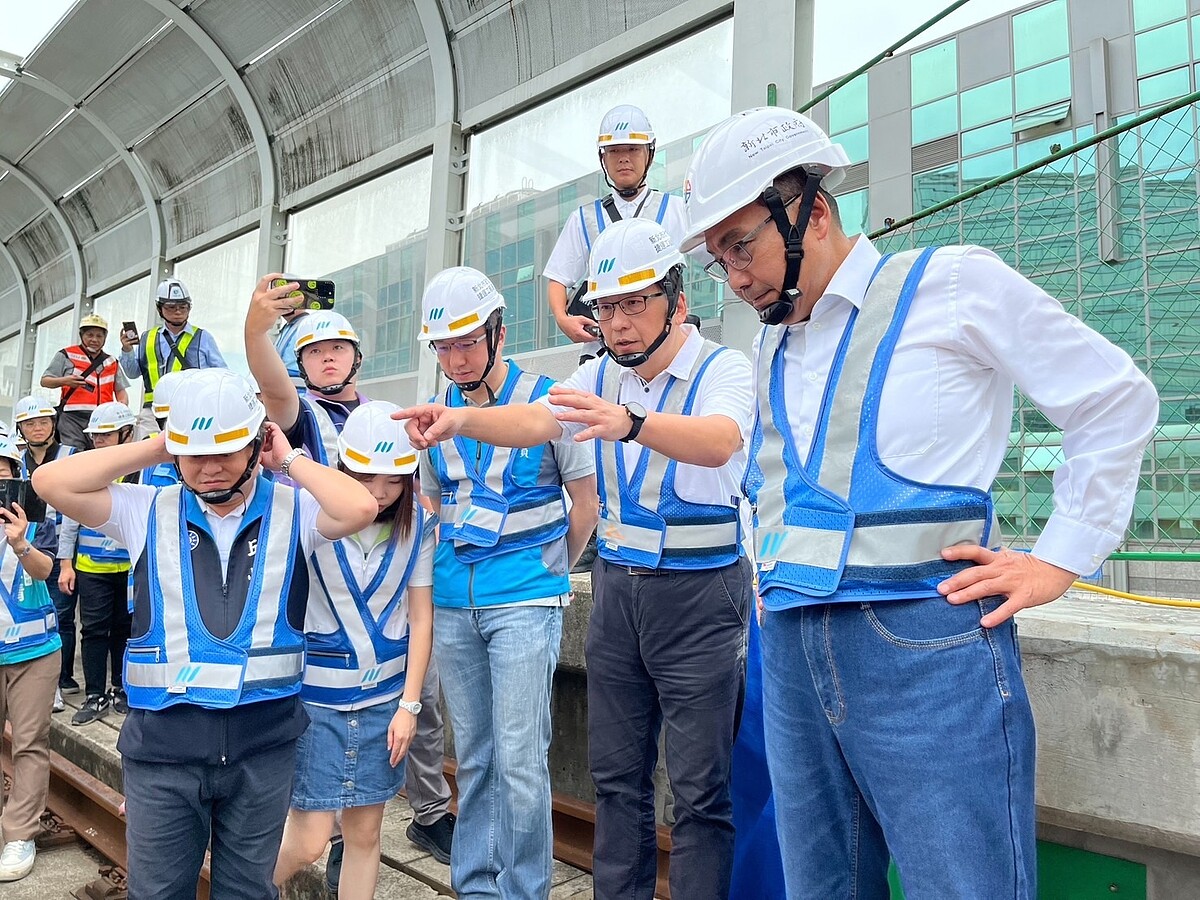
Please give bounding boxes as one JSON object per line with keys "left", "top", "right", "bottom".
{"left": 0, "top": 480, "right": 47, "bottom": 526}
{"left": 122, "top": 321, "right": 139, "bottom": 342}
{"left": 273, "top": 278, "right": 335, "bottom": 310}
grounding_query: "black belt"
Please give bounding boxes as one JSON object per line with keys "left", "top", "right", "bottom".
{"left": 624, "top": 565, "right": 669, "bottom": 576}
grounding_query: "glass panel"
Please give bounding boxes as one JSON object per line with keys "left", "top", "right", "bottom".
{"left": 834, "top": 125, "right": 869, "bottom": 165}
{"left": 464, "top": 20, "right": 734, "bottom": 353}
{"left": 31, "top": 309, "right": 75, "bottom": 406}
{"left": 962, "top": 147, "right": 1015, "bottom": 184}
{"left": 962, "top": 120, "right": 1013, "bottom": 157}
{"left": 1133, "top": 0, "right": 1186, "bottom": 31}
{"left": 828, "top": 72, "right": 868, "bottom": 134}
{"left": 1017, "top": 129, "right": 1073, "bottom": 170}
{"left": 911, "top": 40, "right": 958, "bottom": 106}
{"left": 1141, "top": 106, "right": 1197, "bottom": 173}
{"left": 286, "top": 159, "right": 433, "bottom": 380}
{"left": 0, "top": 335, "right": 19, "bottom": 424}
{"left": 1135, "top": 21, "right": 1191, "bottom": 76}
{"left": 174, "top": 230, "right": 260, "bottom": 381}
{"left": 960, "top": 77, "right": 1012, "bottom": 130}
{"left": 92, "top": 277, "right": 151, "bottom": 411}
{"left": 1137, "top": 66, "right": 1192, "bottom": 107}
{"left": 913, "top": 164, "right": 960, "bottom": 211}
{"left": 1013, "top": 0, "right": 1069, "bottom": 71}
{"left": 1015, "top": 58, "right": 1072, "bottom": 113}
{"left": 912, "top": 95, "right": 959, "bottom": 144}
{"left": 835, "top": 189, "right": 868, "bottom": 237}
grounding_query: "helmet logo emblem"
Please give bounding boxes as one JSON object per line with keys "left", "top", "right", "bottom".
{"left": 316, "top": 320, "right": 331, "bottom": 330}
{"left": 597, "top": 258, "right": 617, "bottom": 274}
{"left": 684, "top": 178, "right": 692, "bottom": 203}
{"left": 191, "top": 416, "right": 214, "bottom": 431}
{"left": 616, "top": 121, "right": 629, "bottom": 131}
{"left": 373, "top": 441, "right": 394, "bottom": 453}
{"left": 428, "top": 307, "right": 445, "bottom": 321}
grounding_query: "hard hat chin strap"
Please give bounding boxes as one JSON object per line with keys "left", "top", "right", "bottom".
{"left": 758, "top": 173, "right": 825, "bottom": 327}
{"left": 176, "top": 430, "right": 264, "bottom": 506}
{"left": 451, "top": 315, "right": 503, "bottom": 405}
{"left": 300, "top": 349, "right": 362, "bottom": 397}
{"left": 599, "top": 145, "right": 656, "bottom": 201}
{"left": 605, "top": 265, "right": 682, "bottom": 369}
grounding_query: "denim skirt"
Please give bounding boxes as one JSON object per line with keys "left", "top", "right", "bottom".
{"left": 290, "top": 700, "right": 405, "bottom": 811}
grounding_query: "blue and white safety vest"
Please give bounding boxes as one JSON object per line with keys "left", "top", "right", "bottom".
{"left": 302, "top": 508, "right": 431, "bottom": 709}
{"left": 296, "top": 393, "right": 343, "bottom": 466}
{"left": 0, "top": 524, "right": 57, "bottom": 654}
{"left": 140, "top": 461, "right": 179, "bottom": 488}
{"left": 76, "top": 525, "right": 130, "bottom": 568}
{"left": 428, "top": 362, "right": 571, "bottom": 607}
{"left": 432, "top": 366, "right": 568, "bottom": 564}
{"left": 748, "top": 248, "right": 998, "bottom": 610}
{"left": 577, "top": 190, "right": 670, "bottom": 253}
{"left": 123, "top": 481, "right": 306, "bottom": 710}
{"left": 594, "top": 342, "right": 743, "bottom": 570}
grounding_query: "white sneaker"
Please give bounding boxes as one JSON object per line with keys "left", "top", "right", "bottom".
{"left": 52, "top": 687, "right": 64, "bottom": 713}
{"left": 0, "top": 839, "right": 35, "bottom": 881}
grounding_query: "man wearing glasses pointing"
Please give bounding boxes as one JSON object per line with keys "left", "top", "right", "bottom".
{"left": 398, "top": 221, "right": 754, "bottom": 900}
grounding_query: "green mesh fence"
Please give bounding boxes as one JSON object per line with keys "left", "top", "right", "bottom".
{"left": 869, "top": 91, "right": 1200, "bottom": 555}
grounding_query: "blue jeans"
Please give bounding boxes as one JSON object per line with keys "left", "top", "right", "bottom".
{"left": 434, "top": 604, "right": 562, "bottom": 900}
{"left": 761, "top": 597, "right": 1036, "bottom": 900}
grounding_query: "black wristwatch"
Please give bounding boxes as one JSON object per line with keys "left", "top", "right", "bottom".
{"left": 620, "top": 402, "right": 647, "bottom": 443}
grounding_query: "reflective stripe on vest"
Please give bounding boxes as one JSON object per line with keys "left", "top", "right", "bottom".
{"left": 76, "top": 526, "right": 131, "bottom": 568}
{"left": 123, "top": 483, "right": 304, "bottom": 710}
{"left": 578, "top": 190, "right": 670, "bottom": 252}
{"left": 298, "top": 394, "right": 341, "bottom": 466}
{"left": 750, "top": 248, "right": 997, "bottom": 607}
{"left": 435, "top": 367, "right": 568, "bottom": 563}
{"left": 62, "top": 347, "right": 119, "bottom": 411}
{"left": 594, "top": 341, "right": 742, "bottom": 570}
{"left": 0, "top": 525, "right": 57, "bottom": 652}
{"left": 301, "top": 509, "right": 428, "bottom": 706}
{"left": 142, "top": 327, "right": 199, "bottom": 401}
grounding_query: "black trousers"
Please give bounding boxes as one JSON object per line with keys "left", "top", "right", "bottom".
{"left": 47, "top": 559, "right": 77, "bottom": 683}
{"left": 123, "top": 742, "right": 297, "bottom": 900}
{"left": 587, "top": 556, "right": 751, "bottom": 900}
{"left": 76, "top": 569, "right": 131, "bottom": 697}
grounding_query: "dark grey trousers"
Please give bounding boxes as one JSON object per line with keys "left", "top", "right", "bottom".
{"left": 123, "top": 742, "right": 296, "bottom": 900}
{"left": 587, "top": 556, "right": 751, "bottom": 900}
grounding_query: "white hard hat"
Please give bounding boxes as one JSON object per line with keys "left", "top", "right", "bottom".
{"left": 13, "top": 396, "right": 57, "bottom": 424}
{"left": 0, "top": 436, "right": 20, "bottom": 467}
{"left": 294, "top": 310, "right": 360, "bottom": 354}
{"left": 419, "top": 267, "right": 505, "bottom": 342}
{"left": 85, "top": 402, "right": 137, "bottom": 434}
{"left": 597, "top": 104, "right": 656, "bottom": 148}
{"left": 150, "top": 370, "right": 190, "bottom": 419}
{"left": 585, "top": 219, "right": 684, "bottom": 302}
{"left": 337, "top": 401, "right": 419, "bottom": 475}
{"left": 679, "top": 107, "right": 850, "bottom": 253}
{"left": 79, "top": 313, "right": 109, "bottom": 332}
{"left": 164, "top": 369, "right": 265, "bottom": 456}
{"left": 156, "top": 278, "right": 191, "bottom": 302}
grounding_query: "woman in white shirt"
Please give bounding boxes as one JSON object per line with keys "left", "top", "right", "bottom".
{"left": 273, "top": 402, "right": 435, "bottom": 899}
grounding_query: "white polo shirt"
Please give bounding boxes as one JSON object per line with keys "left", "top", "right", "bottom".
{"left": 540, "top": 325, "right": 754, "bottom": 507}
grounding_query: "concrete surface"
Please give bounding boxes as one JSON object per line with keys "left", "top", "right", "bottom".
{"left": 0, "top": 840, "right": 108, "bottom": 899}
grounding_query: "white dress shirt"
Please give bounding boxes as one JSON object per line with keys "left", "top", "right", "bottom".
{"left": 754, "top": 236, "right": 1159, "bottom": 576}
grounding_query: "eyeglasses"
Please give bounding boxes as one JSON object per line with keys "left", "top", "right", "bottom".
{"left": 429, "top": 334, "right": 488, "bottom": 356}
{"left": 702, "top": 195, "right": 799, "bottom": 283}
{"left": 160, "top": 301, "right": 191, "bottom": 311}
{"left": 593, "top": 291, "right": 665, "bottom": 322}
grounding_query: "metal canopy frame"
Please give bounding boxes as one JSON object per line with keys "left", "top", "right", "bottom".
{"left": 0, "top": 0, "right": 797, "bottom": 400}
{"left": 0, "top": 155, "right": 85, "bottom": 303}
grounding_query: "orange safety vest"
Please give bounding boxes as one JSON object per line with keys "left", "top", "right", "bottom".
{"left": 61, "top": 346, "right": 119, "bottom": 412}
